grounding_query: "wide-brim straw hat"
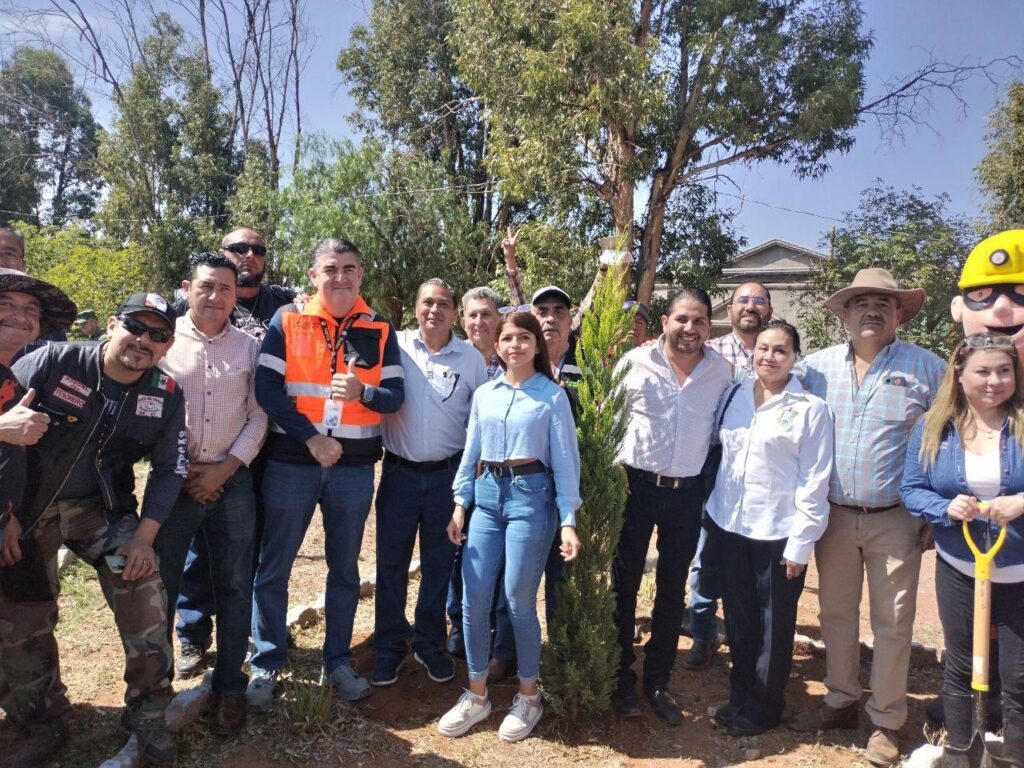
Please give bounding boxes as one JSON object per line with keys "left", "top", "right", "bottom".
{"left": 0, "top": 268, "right": 78, "bottom": 335}
{"left": 823, "top": 268, "right": 925, "bottom": 324}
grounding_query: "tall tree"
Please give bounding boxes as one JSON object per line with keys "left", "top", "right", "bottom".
{"left": 451, "top": 0, "right": 1004, "bottom": 308}
{"left": 338, "top": 0, "right": 494, "bottom": 228}
{"left": 0, "top": 47, "right": 101, "bottom": 224}
{"left": 977, "top": 80, "right": 1024, "bottom": 231}
{"left": 96, "top": 14, "right": 238, "bottom": 289}
{"left": 799, "top": 182, "right": 973, "bottom": 358}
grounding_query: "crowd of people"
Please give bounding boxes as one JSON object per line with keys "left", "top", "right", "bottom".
{"left": 0, "top": 221, "right": 1021, "bottom": 768}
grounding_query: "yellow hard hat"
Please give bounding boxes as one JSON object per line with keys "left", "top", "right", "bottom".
{"left": 959, "top": 230, "right": 1024, "bottom": 290}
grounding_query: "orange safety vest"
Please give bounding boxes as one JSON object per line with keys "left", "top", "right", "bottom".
{"left": 281, "top": 294, "right": 395, "bottom": 442}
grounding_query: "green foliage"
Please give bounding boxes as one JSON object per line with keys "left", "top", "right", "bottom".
{"left": 798, "top": 182, "right": 974, "bottom": 358}
{"left": 96, "top": 14, "right": 238, "bottom": 292}
{"left": 277, "top": 136, "right": 487, "bottom": 325}
{"left": 0, "top": 47, "right": 101, "bottom": 224}
{"left": 977, "top": 80, "right": 1024, "bottom": 231}
{"left": 542, "top": 275, "right": 631, "bottom": 720}
{"left": 657, "top": 185, "right": 746, "bottom": 292}
{"left": 20, "top": 223, "right": 148, "bottom": 320}
{"left": 449, "top": 0, "right": 871, "bottom": 304}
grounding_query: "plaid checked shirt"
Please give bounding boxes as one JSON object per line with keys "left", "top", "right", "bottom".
{"left": 706, "top": 332, "right": 754, "bottom": 377}
{"left": 798, "top": 339, "right": 946, "bottom": 508}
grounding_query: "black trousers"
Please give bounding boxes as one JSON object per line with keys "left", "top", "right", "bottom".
{"left": 936, "top": 554, "right": 1024, "bottom": 758}
{"left": 612, "top": 468, "right": 703, "bottom": 690}
{"left": 713, "top": 518, "right": 806, "bottom": 726}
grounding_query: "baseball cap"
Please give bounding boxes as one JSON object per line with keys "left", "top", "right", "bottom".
{"left": 530, "top": 285, "right": 572, "bottom": 307}
{"left": 74, "top": 309, "right": 97, "bottom": 324}
{"left": 117, "top": 292, "right": 176, "bottom": 330}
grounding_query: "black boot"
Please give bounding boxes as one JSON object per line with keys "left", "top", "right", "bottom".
{"left": 12, "top": 717, "right": 69, "bottom": 768}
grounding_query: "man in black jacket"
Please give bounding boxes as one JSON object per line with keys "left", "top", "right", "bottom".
{"left": 0, "top": 292, "right": 187, "bottom": 766}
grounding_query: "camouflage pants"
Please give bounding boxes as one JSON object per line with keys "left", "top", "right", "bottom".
{"left": 0, "top": 496, "right": 173, "bottom": 725}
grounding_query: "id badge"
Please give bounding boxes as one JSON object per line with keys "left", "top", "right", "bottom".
{"left": 322, "top": 398, "right": 342, "bottom": 429}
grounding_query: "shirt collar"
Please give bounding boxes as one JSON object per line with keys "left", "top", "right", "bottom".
{"left": 412, "top": 330, "right": 457, "bottom": 355}
{"left": 177, "top": 312, "right": 232, "bottom": 343}
{"left": 493, "top": 370, "right": 550, "bottom": 391}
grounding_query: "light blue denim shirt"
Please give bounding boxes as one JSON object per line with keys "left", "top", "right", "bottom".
{"left": 452, "top": 371, "right": 582, "bottom": 526}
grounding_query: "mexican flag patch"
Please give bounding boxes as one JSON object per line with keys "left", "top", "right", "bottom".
{"left": 151, "top": 371, "right": 176, "bottom": 392}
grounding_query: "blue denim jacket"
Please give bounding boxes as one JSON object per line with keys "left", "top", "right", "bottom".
{"left": 901, "top": 419, "right": 1024, "bottom": 567}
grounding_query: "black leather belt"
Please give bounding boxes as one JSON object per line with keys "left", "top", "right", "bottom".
{"left": 832, "top": 502, "right": 901, "bottom": 514}
{"left": 627, "top": 465, "right": 697, "bottom": 490}
{"left": 384, "top": 450, "right": 462, "bottom": 472}
{"left": 481, "top": 460, "right": 547, "bottom": 478}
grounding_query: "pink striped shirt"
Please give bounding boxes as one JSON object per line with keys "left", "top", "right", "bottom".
{"left": 160, "top": 313, "right": 268, "bottom": 466}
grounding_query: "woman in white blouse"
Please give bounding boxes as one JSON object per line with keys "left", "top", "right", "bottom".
{"left": 706, "top": 319, "right": 834, "bottom": 736}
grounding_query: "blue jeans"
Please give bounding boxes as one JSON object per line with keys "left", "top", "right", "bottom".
{"left": 373, "top": 461, "right": 457, "bottom": 658}
{"left": 491, "top": 537, "right": 563, "bottom": 662}
{"left": 462, "top": 469, "right": 557, "bottom": 684}
{"left": 687, "top": 523, "right": 721, "bottom": 644}
{"left": 251, "top": 460, "right": 373, "bottom": 674}
{"left": 154, "top": 468, "right": 255, "bottom": 695}
{"left": 176, "top": 457, "right": 266, "bottom": 648}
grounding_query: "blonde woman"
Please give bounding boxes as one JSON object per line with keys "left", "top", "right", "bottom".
{"left": 901, "top": 333, "right": 1024, "bottom": 763}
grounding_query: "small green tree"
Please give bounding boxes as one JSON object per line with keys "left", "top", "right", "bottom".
{"left": 799, "top": 181, "right": 973, "bottom": 358}
{"left": 542, "top": 272, "right": 631, "bottom": 721}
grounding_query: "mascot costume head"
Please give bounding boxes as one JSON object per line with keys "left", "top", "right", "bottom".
{"left": 951, "top": 230, "right": 1024, "bottom": 354}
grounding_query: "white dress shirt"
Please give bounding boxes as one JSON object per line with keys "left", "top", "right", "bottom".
{"left": 382, "top": 330, "right": 488, "bottom": 462}
{"left": 706, "top": 375, "right": 834, "bottom": 564}
{"left": 615, "top": 338, "right": 733, "bottom": 478}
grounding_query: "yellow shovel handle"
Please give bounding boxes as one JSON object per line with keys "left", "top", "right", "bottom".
{"left": 962, "top": 518, "right": 1008, "bottom": 581}
{"left": 962, "top": 517, "right": 1007, "bottom": 692}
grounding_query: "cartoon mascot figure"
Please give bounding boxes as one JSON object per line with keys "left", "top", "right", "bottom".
{"left": 951, "top": 230, "right": 1024, "bottom": 354}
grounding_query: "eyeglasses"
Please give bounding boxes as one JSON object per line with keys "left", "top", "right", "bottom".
{"left": 119, "top": 315, "right": 173, "bottom": 343}
{"left": 222, "top": 242, "right": 267, "bottom": 257}
{"left": 733, "top": 296, "right": 770, "bottom": 307}
{"left": 964, "top": 333, "right": 1015, "bottom": 350}
{"left": 498, "top": 304, "right": 533, "bottom": 315}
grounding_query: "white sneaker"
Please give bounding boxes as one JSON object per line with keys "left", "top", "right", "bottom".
{"left": 438, "top": 690, "right": 492, "bottom": 737}
{"left": 498, "top": 693, "right": 543, "bottom": 742}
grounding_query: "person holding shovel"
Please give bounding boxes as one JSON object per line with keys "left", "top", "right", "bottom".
{"left": 901, "top": 333, "right": 1024, "bottom": 766}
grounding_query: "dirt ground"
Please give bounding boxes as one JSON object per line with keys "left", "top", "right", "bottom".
{"left": 0, "top": 487, "right": 949, "bottom": 768}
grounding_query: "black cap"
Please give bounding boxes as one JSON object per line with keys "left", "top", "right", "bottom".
{"left": 117, "top": 292, "right": 176, "bottom": 331}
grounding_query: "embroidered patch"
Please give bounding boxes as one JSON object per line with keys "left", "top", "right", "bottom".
{"left": 59, "top": 375, "right": 92, "bottom": 397}
{"left": 53, "top": 387, "right": 86, "bottom": 409}
{"left": 777, "top": 406, "right": 796, "bottom": 429}
{"left": 136, "top": 394, "right": 164, "bottom": 418}
{"left": 150, "top": 371, "right": 176, "bottom": 392}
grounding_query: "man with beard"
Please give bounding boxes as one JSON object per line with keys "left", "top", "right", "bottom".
{"left": 610, "top": 288, "right": 732, "bottom": 726}
{"left": 1, "top": 292, "right": 187, "bottom": 766}
{"left": 788, "top": 269, "right": 945, "bottom": 766}
{"left": 683, "top": 282, "right": 774, "bottom": 671}
{"left": 173, "top": 229, "right": 295, "bottom": 680}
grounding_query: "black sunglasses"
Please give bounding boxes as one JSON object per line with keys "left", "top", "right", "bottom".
{"left": 222, "top": 242, "right": 267, "bottom": 257}
{"left": 119, "top": 315, "right": 173, "bottom": 343}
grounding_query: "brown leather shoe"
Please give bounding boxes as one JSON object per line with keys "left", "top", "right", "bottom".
{"left": 211, "top": 693, "right": 247, "bottom": 736}
{"left": 865, "top": 728, "right": 900, "bottom": 766}
{"left": 786, "top": 701, "right": 859, "bottom": 732}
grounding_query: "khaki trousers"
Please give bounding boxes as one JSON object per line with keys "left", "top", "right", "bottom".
{"left": 816, "top": 504, "right": 925, "bottom": 729}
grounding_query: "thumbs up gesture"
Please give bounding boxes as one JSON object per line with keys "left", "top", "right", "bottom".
{"left": 330, "top": 357, "right": 365, "bottom": 402}
{"left": 0, "top": 388, "right": 51, "bottom": 446}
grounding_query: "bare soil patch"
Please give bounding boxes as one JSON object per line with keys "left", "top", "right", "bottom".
{"left": 2, "top": 470, "right": 947, "bottom": 767}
